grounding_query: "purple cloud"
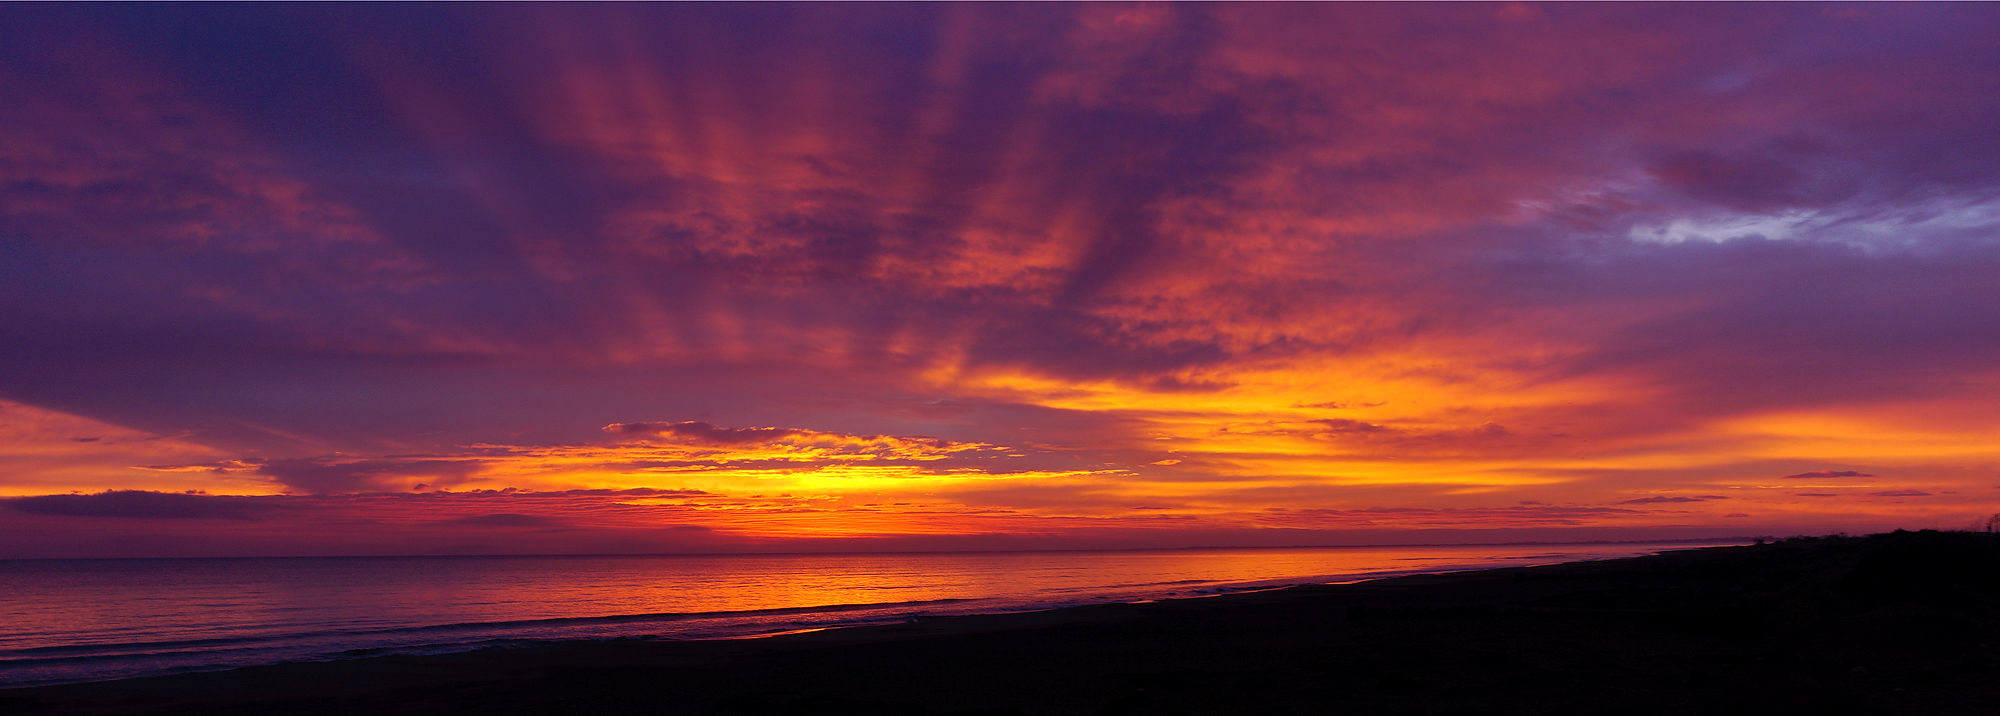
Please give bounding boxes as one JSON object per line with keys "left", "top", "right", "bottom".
{"left": 449, "top": 513, "right": 566, "bottom": 528}
{"left": 603, "top": 421, "right": 805, "bottom": 446}
{"left": 5, "top": 491, "right": 273, "bottom": 520}
{"left": 1783, "top": 470, "right": 1876, "bottom": 479}
{"left": 256, "top": 458, "right": 486, "bottom": 494}
{"left": 1619, "top": 495, "right": 1729, "bottom": 505}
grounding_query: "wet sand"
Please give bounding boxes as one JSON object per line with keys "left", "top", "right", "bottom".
{"left": 4, "top": 531, "right": 1997, "bottom": 715}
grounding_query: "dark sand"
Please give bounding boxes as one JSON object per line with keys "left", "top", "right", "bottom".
{"left": 4, "top": 531, "right": 1998, "bottom": 715}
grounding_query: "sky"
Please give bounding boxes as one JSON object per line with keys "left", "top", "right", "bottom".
{"left": 4, "top": 3, "right": 2000, "bottom": 557}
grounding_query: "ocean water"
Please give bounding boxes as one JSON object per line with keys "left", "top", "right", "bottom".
{"left": 0, "top": 541, "right": 1735, "bottom": 688}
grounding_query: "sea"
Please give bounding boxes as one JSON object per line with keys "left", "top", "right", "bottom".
{"left": 0, "top": 541, "right": 1738, "bottom": 688}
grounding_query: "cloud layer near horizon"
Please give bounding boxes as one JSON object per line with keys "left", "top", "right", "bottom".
{"left": 3, "top": 4, "right": 1999, "bottom": 555}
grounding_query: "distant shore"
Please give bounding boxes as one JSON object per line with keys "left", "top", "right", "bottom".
{"left": 4, "top": 531, "right": 1996, "bottom": 715}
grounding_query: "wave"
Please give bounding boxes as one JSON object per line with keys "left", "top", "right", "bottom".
{"left": 0, "top": 597, "right": 975, "bottom": 665}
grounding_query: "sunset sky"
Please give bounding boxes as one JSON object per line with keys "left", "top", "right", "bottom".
{"left": 5, "top": 3, "right": 2000, "bottom": 557}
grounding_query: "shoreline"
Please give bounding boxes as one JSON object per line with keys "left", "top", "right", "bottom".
{"left": 3, "top": 532, "right": 1995, "bottom": 714}
{"left": 0, "top": 541, "right": 1721, "bottom": 690}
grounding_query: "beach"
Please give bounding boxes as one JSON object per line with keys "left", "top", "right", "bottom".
{"left": 3, "top": 531, "right": 1995, "bottom": 715}
{"left": 0, "top": 542, "right": 1704, "bottom": 688}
